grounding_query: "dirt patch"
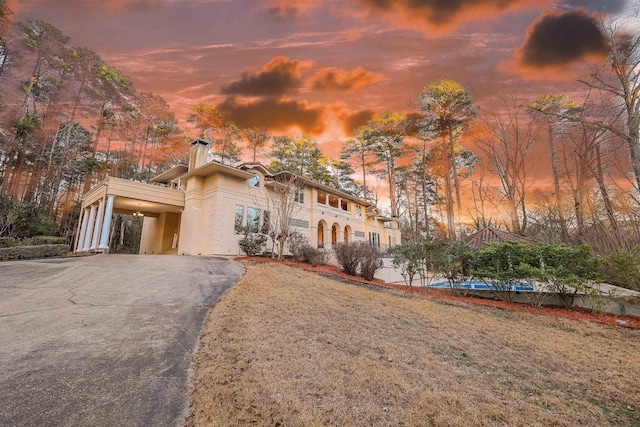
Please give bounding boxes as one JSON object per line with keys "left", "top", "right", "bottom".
{"left": 189, "top": 261, "right": 640, "bottom": 426}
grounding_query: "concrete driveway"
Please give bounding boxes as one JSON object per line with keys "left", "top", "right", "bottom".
{"left": 0, "top": 254, "right": 244, "bottom": 426}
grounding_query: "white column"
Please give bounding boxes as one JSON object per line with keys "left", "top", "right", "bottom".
{"left": 99, "top": 195, "right": 115, "bottom": 250}
{"left": 82, "top": 204, "right": 97, "bottom": 251}
{"left": 90, "top": 199, "right": 104, "bottom": 250}
{"left": 76, "top": 208, "right": 90, "bottom": 252}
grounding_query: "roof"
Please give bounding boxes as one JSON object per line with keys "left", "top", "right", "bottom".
{"left": 181, "top": 159, "right": 255, "bottom": 180}
{"left": 149, "top": 164, "right": 188, "bottom": 184}
{"left": 464, "top": 226, "right": 536, "bottom": 250}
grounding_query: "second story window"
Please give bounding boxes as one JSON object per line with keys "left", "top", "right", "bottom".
{"left": 356, "top": 205, "right": 362, "bottom": 219}
{"left": 317, "top": 191, "right": 327, "bottom": 204}
{"left": 294, "top": 186, "right": 304, "bottom": 203}
{"left": 249, "top": 174, "right": 261, "bottom": 187}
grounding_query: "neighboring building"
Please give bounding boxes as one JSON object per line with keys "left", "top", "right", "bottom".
{"left": 464, "top": 226, "right": 536, "bottom": 250}
{"left": 73, "top": 140, "right": 400, "bottom": 256}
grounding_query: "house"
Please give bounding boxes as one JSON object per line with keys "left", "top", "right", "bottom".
{"left": 73, "top": 140, "right": 401, "bottom": 256}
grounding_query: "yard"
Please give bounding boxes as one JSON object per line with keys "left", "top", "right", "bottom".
{"left": 188, "top": 261, "right": 640, "bottom": 426}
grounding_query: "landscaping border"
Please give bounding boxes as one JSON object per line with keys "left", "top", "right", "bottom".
{"left": 237, "top": 256, "right": 640, "bottom": 329}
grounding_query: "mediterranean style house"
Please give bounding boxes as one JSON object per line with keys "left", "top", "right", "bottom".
{"left": 73, "top": 139, "right": 401, "bottom": 256}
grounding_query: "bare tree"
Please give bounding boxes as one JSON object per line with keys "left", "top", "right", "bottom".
{"left": 578, "top": 18, "right": 640, "bottom": 190}
{"left": 477, "top": 96, "right": 539, "bottom": 234}
{"left": 261, "top": 172, "right": 303, "bottom": 260}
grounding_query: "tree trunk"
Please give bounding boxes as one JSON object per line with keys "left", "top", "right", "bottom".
{"left": 548, "top": 124, "right": 569, "bottom": 242}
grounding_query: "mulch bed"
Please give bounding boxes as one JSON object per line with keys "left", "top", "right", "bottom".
{"left": 237, "top": 256, "right": 640, "bottom": 329}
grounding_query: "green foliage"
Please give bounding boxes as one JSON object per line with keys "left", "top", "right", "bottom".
{"left": 237, "top": 226, "right": 267, "bottom": 256}
{"left": 0, "top": 244, "right": 69, "bottom": 261}
{"left": 269, "top": 135, "right": 331, "bottom": 183}
{"left": 600, "top": 247, "right": 640, "bottom": 292}
{"left": 392, "top": 238, "right": 449, "bottom": 286}
{"left": 0, "top": 195, "right": 40, "bottom": 238}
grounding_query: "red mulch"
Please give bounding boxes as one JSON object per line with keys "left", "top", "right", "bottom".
{"left": 237, "top": 256, "right": 640, "bottom": 330}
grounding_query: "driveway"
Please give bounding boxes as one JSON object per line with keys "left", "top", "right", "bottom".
{"left": 0, "top": 255, "right": 244, "bottom": 426}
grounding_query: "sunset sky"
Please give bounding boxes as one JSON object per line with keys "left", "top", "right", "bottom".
{"left": 7, "top": 0, "right": 636, "bottom": 158}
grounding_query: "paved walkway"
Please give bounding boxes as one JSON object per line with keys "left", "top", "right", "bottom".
{"left": 0, "top": 255, "right": 244, "bottom": 426}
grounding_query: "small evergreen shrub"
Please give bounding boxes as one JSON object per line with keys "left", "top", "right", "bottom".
{"left": 600, "top": 248, "right": 640, "bottom": 292}
{"left": 0, "top": 244, "right": 69, "bottom": 261}
{"left": 237, "top": 226, "right": 268, "bottom": 256}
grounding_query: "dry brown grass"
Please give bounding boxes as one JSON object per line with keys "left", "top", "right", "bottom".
{"left": 188, "top": 261, "right": 640, "bottom": 426}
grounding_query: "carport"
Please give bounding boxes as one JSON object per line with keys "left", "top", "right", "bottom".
{"left": 73, "top": 176, "right": 185, "bottom": 254}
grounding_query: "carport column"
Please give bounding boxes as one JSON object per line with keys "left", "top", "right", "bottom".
{"left": 90, "top": 199, "right": 104, "bottom": 250}
{"left": 82, "top": 204, "right": 97, "bottom": 251}
{"left": 99, "top": 195, "right": 115, "bottom": 251}
{"left": 76, "top": 208, "right": 90, "bottom": 252}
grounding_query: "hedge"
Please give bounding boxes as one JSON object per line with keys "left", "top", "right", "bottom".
{"left": 0, "top": 244, "right": 70, "bottom": 261}
{"left": 0, "top": 236, "right": 67, "bottom": 248}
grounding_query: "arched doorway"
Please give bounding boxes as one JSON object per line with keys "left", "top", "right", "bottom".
{"left": 317, "top": 221, "right": 325, "bottom": 248}
{"left": 344, "top": 225, "right": 351, "bottom": 244}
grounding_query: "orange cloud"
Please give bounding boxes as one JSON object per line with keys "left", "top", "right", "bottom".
{"left": 309, "top": 66, "right": 385, "bottom": 92}
{"left": 222, "top": 56, "right": 314, "bottom": 96}
{"left": 262, "top": 0, "right": 552, "bottom": 31}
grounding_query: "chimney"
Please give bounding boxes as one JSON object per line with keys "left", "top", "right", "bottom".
{"left": 189, "top": 139, "right": 209, "bottom": 171}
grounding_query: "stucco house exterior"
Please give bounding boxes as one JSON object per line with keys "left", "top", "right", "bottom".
{"left": 73, "top": 140, "right": 401, "bottom": 256}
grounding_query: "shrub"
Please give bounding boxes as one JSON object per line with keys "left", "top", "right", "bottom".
{"left": 335, "top": 242, "right": 364, "bottom": 276}
{"left": 287, "top": 230, "right": 309, "bottom": 262}
{"left": 0, "top": 237, "right": 18, "bottom": 248}
{"left": 335, "top": 241, "right": 383, "bottom": 280}
{"left": 360, "top": 244, "right": 383, "bottom": 281}
{"left": 302, "top": 245, "right": 330, "bottom": 266}
{"left": 600, "top": 248, "right": 640, "bottom": 292}
{"left": 237, "top": 226, "right": 268, "bottom": 256}
{"left": 0, "top": 244, "right": 69, "bottom": 261}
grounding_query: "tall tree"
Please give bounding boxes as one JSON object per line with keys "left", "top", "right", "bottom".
{"left": 187, "top": 103, "right": 224, "bottom": 139}
{"left": 342, "top": 130, "right": 377, "bottom": 201}
{"left": 359, "top": 112, "right": 408, "bottom": 218}
{"left": 530, "top": 94, "right": 580, "bottom": 243}
{"left": 578, "top": 19, "right": 640, "bottom": 191}
{"left": 418, "top": 79, "right": 477, "bottom": 239}
{"left": 477, "top": 96, "right": 539, "bottom": 234}
{"left": 242, "top": 125, "right": 271, "bottom": 162}
{"left": 210, "top": 121, "right": 242, "bottom": 165}
{"left": 269, "top": 135, "right": 330, "bottom": 183}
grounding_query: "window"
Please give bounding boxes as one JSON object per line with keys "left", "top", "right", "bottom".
{"left": 341, "top": 200, "right": 349, "bottom": 211}
{"left": 234, "top": 205, "right": 244, "bottom": 231}
{"left": 369, "top": 232, "right": 381, "bottom": 247}
{"left": 356, "top": 206, "right": 362, "bottom": 219}
{"left": 295, "top": 186, "right": 304, "bottom": 203}
{"left": 289, "top": 218, "right": 310, "bottom": 229}
{"left": 329, "top": 195, "right": 339, "bottom": 208}
{"left": 317, "top": 191, "right": 327, "bottom": 204}
{"left": 247, "top": 207, "right": 260, "bottom": 232}
{"left": 249, "top": 174, "right": 261, "bottom": 187}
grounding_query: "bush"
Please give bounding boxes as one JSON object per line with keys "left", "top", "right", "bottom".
{"left": 600, "top": 248, "right": 640, "bottom": 292}
{"left": 237, "top": 226, "right": 268, "bottom": 256}
{"left": 334, "top": 242, "right": 364, "bottom": 276}
{"left": 302, "top": 245, "right": 330, "bottom": 266}
{"left": 0, "top": 244, "right": 69, "bottom": 261}
{"left": 287, "top": 230, "right": 309, "bottom": 262}
{"left": 360, "top": 244, "right": 383, "bottom": 281}
{"left": 0, "top": 237, "right": 18, "bottom": 248}
{"left": 335, "top": 242, "right": 383, "bottom": 280}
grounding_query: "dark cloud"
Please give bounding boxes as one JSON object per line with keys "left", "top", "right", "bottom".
{"left": 309, "top": 66, "right": 384, "bottom": 92}
{"left": 560, "top": 0, "right": 627, "bottom": 14}
{"left": 221, "top": 56, "right": 314, "bottom": 96}
{"left": 340, "top": 109, "right": 375, "bottom": 134}
{"left": 217, "top": 96, "right": 327, "bottom": 134}
{"left": 516, "top": 9, "right": 608, "bottom": 68}
{"left": 352, "top": 0, "right": 548, "bottom": 29}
